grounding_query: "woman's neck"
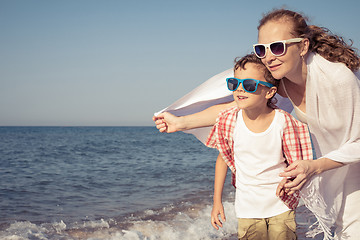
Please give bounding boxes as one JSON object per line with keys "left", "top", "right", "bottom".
{"left": 286, "top": 55, "right": 308, "bottom": 87}
{"left": 282, "top": 57, "right": 308, "bottom": 112}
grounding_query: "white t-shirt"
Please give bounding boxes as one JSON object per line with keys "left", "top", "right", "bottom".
{"left": 233, "top": 109, "right": 290, "bottom": 218}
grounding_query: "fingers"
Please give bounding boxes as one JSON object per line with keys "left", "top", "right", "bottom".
{"left": 279, "top": 167, "right": 299, "bottom": 178}
{"left": 286, "top": 179, "right": 306, "bottom": 193}
{"left": 154, "top": 119, "right": 163, "bottom": 125}
{"left": 287, "top": 189, "right": 297, "bottom": 195}
{"left": 279, "top": 162, "right": 301, "bottom": 178}
{"left": 276, "top": 178, "right": 287, "bottom": 197}
{"left": 153, "top": 117, "right": 168, "bottom": 132}
{"left": 283, "top": 162, "right": 299, "bottom": 172}
{"left": 152, "top": 114, "right": 163, "bottom": 122}
{"left": 220, "top": 211, "right": 226, "bottom": 223}
{"left": 277, "top": 173, "right": 306, "bottom": 197}
{"left": 211, "top": 207, "right": 225, "bottom": 230}
{"left": 158, "top": 123, "right": 167, "bottom": 132}
{"left": 154, "top": 121, "right": 166, "bottom": 132}
{"left": 284, "top": 172, "right": 305, "bottom": 187}
{"left": 211, "top": 217, "right": 220, "bottom": 230}
{"left": 153, "top": 113, "right": 171, "bottom": 133}
{"left": 279, "top": 161, "right": 309, "bottom": 192}
{"left": 153, "top": 117, "right": 164, "bottom": 126}
{"left": 211, "top": 215, "right": 223, "bottom": 230}
{"left": 278, "top": 174, "right": 307, "bottom": 196}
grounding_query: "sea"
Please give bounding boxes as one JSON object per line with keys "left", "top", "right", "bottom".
{"left": 0, "top": 126, "right": 323, "bottom": 240}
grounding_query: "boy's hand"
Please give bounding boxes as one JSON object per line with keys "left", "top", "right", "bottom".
{"left": 152, "top": 112, "right": 182, "bottom": 133}
{"left": 211, "top": 202, "right": 226, "bottom": 230}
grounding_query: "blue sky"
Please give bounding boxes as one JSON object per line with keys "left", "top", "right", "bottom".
{"left": 1, "top": 0, "right": 359, "bottom": 126}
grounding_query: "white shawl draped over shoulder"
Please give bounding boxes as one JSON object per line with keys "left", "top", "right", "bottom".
{"left": 154, "top": 69, "right": 293, "bottom": 143}
{"left": 300, "top": 53, "right": 360, "bottom": 239}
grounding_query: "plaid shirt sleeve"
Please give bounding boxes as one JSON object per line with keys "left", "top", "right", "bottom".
{"left": 205, "top": 107, "right": 238, "bottom": 187}
{"left": 279, "top": 109, "right": 314, "bottom": 209}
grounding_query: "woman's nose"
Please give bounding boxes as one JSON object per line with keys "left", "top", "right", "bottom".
{"left": 264, "top": 47, "right": 276, "bottom": 62}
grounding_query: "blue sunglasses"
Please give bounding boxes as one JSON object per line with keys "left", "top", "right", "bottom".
{"left": 226, "top": 78, "right": 275, "bottom": 93}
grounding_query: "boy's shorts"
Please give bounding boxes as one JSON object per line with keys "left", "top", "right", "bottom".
{"left": 237, "top": 210, "right": 296, "bottom": 240}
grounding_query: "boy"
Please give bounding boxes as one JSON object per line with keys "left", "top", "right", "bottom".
{"left": 205, "top": 54, "right": 313, "bottom": 240}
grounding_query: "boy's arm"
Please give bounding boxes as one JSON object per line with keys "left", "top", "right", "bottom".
{"left": 153, "top": 101, "right": 236, "bottom": 133}
{"left": 211, "top": 153, "right": 228, "bottom": 230}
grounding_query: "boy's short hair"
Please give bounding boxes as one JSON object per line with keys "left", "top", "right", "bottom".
{"left": 234, "top": 54, "right": 279, "bottom": 88}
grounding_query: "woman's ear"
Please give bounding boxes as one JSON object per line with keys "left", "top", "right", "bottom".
{"left": 266, "top": 86, "right": 278, "bottom": 99}
{"left": 300, "top": 38, "right": 310, "bottom": 57}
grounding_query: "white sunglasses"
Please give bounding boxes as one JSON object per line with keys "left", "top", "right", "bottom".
{"left": 253, "top": 38, "right": 304, "bottom": 58}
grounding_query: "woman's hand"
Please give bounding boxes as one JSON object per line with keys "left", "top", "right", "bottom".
{"left": 278, "top": 160, "right": 317, "bottom": 195}
{"left": 276, "top": 177, "right": 291, "bottom": 197}
{"left": 211, "top": 202, "right": 226, "bottom": 230}
{"left": 278, "top": 158, "right": 344, "bottom": 195}
{"left": 152, "top": 112, "right": 184, "bottom": 133}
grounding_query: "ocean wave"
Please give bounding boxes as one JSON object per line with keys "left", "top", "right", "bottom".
{"left": 0, "top": 200, "right": 237, "bottom": 240}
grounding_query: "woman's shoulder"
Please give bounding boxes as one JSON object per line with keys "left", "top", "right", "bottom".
{"left": 307, "top": 53, "right": 359, "bottom": 85}
{"left": 308, "top": 53, "right": 354, "bottom": 75}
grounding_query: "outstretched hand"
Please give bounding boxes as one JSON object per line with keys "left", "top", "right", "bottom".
{"left": 152, "top": 112, "right": 183, "bottom": 133}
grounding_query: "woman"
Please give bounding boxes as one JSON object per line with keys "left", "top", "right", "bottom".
{"left": 153, "top": 9, "right": 360, "bottom": 239}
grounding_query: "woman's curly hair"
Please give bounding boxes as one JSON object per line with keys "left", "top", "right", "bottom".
{"left": 258, "top": 9, "right": 360, "bottom": 71}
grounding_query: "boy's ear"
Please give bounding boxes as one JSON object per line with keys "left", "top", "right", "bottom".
{"left": 266, "top": 87, "right": 277, "bottom": 99}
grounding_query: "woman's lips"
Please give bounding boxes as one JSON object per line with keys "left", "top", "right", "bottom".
{"left": 269, "top": 63, "right": 281, "bottom": 71}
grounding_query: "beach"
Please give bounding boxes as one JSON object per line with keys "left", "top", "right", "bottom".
{"left": 0, "top": 127, "right": 323, "bottom": 239}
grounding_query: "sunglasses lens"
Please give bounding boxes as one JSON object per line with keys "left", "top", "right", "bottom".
{"left": 254, "top": 45, "right": 266, "bottom": 58}
{"left": 270, "top": 42, "right": 285, "bottom": 56}
{"left": 227, "top": 78, "right": 239, "bottom": 91}
{"left": 243, "top": 79, "right": 257, "bottom": 92}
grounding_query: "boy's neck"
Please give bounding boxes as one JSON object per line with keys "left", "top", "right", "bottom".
{"left": 241, "top": 107, "right": 275, "bottom": 133}
{"left": 242, "top": 105, "right": 274, "bottom": 119}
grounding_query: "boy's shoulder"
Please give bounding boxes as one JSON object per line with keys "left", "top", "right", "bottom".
{"left": 219, "top": 106, "right": 239, "bottom": 117}
{"left": 217, "top": 106, "right": 239, "bottom": 122}
{"left": 275, "top": 109, "right": 308, "bottom": 128}
{"left": 276, "top": 108, "right": 293, "bottom": 119}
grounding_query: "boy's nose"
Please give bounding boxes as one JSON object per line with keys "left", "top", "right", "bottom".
{"left": 236, "top": 83, "right": 245, "bottom": 92}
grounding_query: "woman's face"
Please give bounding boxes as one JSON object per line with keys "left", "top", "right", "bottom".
{"left": 258, "top": 20, "right": 304, "bottom": 80}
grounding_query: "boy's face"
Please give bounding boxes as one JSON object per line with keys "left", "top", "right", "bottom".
{"left": 233, "top": 63, "right": 275, "bottom": 110}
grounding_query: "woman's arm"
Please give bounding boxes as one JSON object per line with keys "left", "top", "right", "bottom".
{"left": 279, "top": 158, "right": 344, "bottom": 195}
{"left": 279, "top": 61, "right": 360, "bottom": 194}
{"left": 153, "top": 101, "right": 236, "bottom": 133}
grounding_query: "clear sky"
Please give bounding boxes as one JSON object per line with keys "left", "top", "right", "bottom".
{"left": 1, "top": 0, "right": 359, "bottom": 126}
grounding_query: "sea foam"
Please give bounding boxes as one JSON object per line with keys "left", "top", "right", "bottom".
{"left": 0, "top": 199, "right": 237, "bottom": 240}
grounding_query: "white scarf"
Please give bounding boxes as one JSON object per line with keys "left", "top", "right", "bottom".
{"left": 299, "top": 53, "right": 360, "bottom": 239}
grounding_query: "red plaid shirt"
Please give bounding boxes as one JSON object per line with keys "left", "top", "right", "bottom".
{"left": 205, "top": 107, "right": 313, "bottom": 210}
